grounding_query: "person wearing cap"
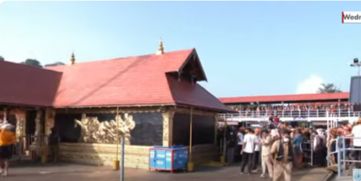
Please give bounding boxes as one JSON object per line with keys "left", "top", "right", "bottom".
{"left": 0, "top": 120, "right": 16, "bottom": 176}
{"left": 271, "top": 129, "right": 293, "bottom": 181}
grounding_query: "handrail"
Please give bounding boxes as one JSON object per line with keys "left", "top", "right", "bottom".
{"left": 334, "top": 136, "right": 361, "bottom": 177}
{"left": 219, "top": 109, "right": 361, "bottom": 119}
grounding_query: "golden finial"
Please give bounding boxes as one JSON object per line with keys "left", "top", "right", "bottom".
{"left": 70, "top": 52, "right": 75, "bottom": 65}
{"left": 156, "top": 39, "right": 164, "bottom": 55}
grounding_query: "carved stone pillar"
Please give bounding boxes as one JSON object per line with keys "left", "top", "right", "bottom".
{"left": 10, "top": 108, "right": 26, "bottom": 141}
{"left": 45, "top": 108, "right": 55, "bottom": 139}
{"left": 162, "top": 110, "right": 175, "bottom": 147}
{"left": 34, "top": 109, "right": 43, "bottom": 155}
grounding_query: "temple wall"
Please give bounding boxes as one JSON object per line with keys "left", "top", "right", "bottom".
{"left": 59, "top": 143, "right": 217, "bottom": 169}
{"left": 130, "top": 112, "right": 163, "bottom": 146}
{"left": 59, "top": 143, "right": 150, "bottom": 169}
{"left": 54, "top": 107, "right": 219, "bottom": 169}
{"left": 54, "top": 111, "right": 163, "bottom": 145}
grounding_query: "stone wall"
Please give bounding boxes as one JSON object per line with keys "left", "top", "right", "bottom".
{"left": 59, "top": 143, "right": 218, "bottom": 169}
{"left": 59, "top": 143, "right": 150, "bottom": 169}
{"left": 55, "top": 107, "right": 220, "bottom": 169}
{"left": 130, "top": 112, "right": 163, "bottom": 146}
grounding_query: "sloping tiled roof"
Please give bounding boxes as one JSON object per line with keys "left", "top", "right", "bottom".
{"left": 47, "top": 49, "right": 231, "bottom": 112}
{"left": 0, "top": 61, "right": 62, "bottom": 107}
{"left": 219, "top": 92, "right": 349, "bottom": 104}
{"left": 167, "top": 75, "right": 230, "bottom": 112}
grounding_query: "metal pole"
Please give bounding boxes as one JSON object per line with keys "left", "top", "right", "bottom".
{"left": 189, "top": 108, "right": 193, "bottom": 160}
{"left": 310, "top": 134, "right": 313, "bottom": 166}
{"left": 342, "top": 137, "right": 346, "bottom": 174}
{"left": 120, "top": 136, "right": 125, "bottom": 181}
{"left": 337, "top": 137, "right": 341, "bottom": 177}
{"left": 188, "top": 107, "right": 194, "bottom": 171}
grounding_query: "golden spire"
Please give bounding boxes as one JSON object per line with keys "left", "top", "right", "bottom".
{"left": 70, "top": 52, "right": 75, "bottom": 65}
{"left": 156, "top": 39, "right": 164, "bottom": 55}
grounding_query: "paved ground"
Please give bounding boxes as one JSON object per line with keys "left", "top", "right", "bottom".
{"left": 0, "top": 162, "right": 331, "bottom": 181}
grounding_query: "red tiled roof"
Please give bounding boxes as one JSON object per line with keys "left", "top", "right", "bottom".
{"left": 219, "top": 92, "right": 349, "bottom": 104}
{"left": 167, "top": 75, "right": 230, "bottom": 112}
{"left": 47, "top": 49, "right": 230, "bottom": 112}
{"left": 0, "top": 61, "right": 61, "bottom": 107}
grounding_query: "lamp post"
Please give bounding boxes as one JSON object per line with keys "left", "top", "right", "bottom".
{"left": 350, "top": 58, "right": 361, "bottom": 76}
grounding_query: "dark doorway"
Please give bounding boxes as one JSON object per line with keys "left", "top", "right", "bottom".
{"left": 26, "top": 110, "right": 37, "bottom": 136}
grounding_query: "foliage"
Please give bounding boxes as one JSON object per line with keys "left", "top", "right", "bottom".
{"left": 22, "top": 59, "right": 42, "bottom": 68}
{"left": 318, "top": 83, "right": 342, "bottom": 93}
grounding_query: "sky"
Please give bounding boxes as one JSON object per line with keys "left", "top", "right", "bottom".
{"left": 0, "top": 1, "right": 360, "bottom": 98}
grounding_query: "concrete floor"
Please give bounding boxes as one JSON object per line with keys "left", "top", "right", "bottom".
{"left": 1, "top": 163, "right": 331, "bottom": 181}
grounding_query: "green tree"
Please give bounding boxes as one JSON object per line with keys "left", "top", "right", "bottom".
{"left": 318, "top": 83, "right": 342, "bottom": 93}
{"left": 0, "top": 56, "right": 4, "bottom": 61}
{"left": 45, "top": 61, "right": 65, "bottom": 67}
{"left": 22, "top": 59, "right": 42, "bottom": 68}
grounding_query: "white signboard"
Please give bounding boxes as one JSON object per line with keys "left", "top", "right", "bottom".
{"left": 342, "top": 11, "right": 361, "bottom": 24}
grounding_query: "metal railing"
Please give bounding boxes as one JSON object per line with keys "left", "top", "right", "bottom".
{"left": 327, "top": 138, "right": 338, "bottom": 167}
{"left": 302, "top": 137, "right": 314, "bottom": 167}
{"left": 329, "top": 136, "right": 361, "bottom": 178}
{"left": 220, "top": 109, "right": 361, "bottom": 119}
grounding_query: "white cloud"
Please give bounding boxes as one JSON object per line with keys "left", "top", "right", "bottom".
{"left": 296, "top": 75, "right": 324, "bottom": 94}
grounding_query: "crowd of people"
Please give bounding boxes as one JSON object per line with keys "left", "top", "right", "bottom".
{"left": 326, "top": 119, "right": 361, "bottom": 168}
{"left": 217, "top": 116, "right": 361, "bottom": 180}
{"left": 218, "top": 120, "right": 332, "bottom": 181}
{"left": 238, "top": 126, "right": 318, "bottom": 181}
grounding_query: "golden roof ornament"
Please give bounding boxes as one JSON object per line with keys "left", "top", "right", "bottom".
{"left": 70, "top": 52, "right": 76, "bottom": 65}
{"left": 156, "top": 39, "right": 165, "bottom": 55}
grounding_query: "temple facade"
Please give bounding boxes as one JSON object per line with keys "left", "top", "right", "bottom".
{"left": 0, "top": 47, "right": 231, "bottom": 169}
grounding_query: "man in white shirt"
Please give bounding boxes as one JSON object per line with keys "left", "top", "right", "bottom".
{"left": 240, "top": 128, "right": 257, "bottom": 174}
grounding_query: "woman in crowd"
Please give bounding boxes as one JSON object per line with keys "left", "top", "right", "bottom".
{"left": 313, "top": 128, "right": 327, "bottom": 167}
{"left": 260, "top": 130, "right": 273, "bottom": 178}
{"left": 292, "top": 128, "right": 304, "bottom": 168}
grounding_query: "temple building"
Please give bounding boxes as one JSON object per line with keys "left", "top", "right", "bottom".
{"left": 0, "top": 46, "right": 231, "bottom": 169}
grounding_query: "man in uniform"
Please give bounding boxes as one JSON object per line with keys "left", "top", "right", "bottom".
{"left": 271, "top": 129, "right": 293, "bottom": 181}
